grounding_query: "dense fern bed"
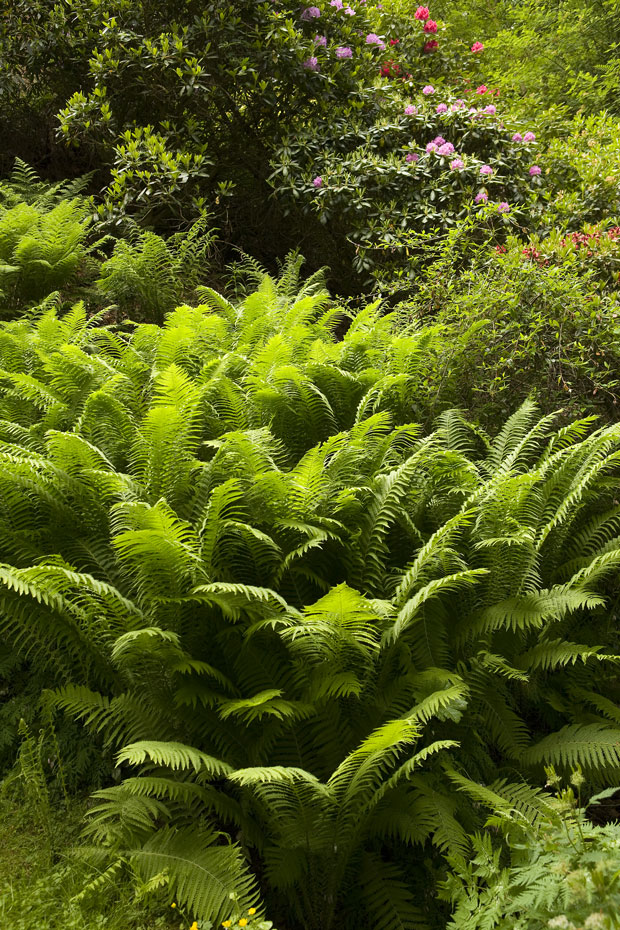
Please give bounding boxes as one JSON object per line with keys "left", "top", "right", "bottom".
{"left": 2, "top": 272, "right": 620, "bottom": 929}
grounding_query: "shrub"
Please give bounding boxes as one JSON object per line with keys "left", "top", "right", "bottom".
{"left": 29, "top": 0, "right": 545, "bottom": 291}
{"left": 407, "top": 227, "right": 620, "bottom": 424}
{"left": 0, "top": 275, "right": 620, "bottom": 926}
{"left": 442, "top": 771, "right": 620, "bottom": 929}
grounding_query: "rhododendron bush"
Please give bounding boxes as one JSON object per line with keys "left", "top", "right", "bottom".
{"left": 0, "top": 0, "right": 551, "bottom": 292}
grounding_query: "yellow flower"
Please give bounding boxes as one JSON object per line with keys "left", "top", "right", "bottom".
{"left": 239, "top": 921, "right": 248, "bottom": 928}
{"left": 171, "top": 903, "right": 177, "bottom": 909}
{"left": 222, "top": 923, "right": 232, "bottom": 928}
{"left": 190, "top": 923, "right": 198, "bottom": 930}
{"left": 248, "top": 909, "right": 257, "bottom": 916}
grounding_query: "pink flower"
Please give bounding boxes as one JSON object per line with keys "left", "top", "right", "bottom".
{"left": 475, "top": 191, "right": 488, "bottom": 203}
{"left": 314, "top": 34, "right": 327, "bottom": 45}
{"left": 313, "top": 176, "right": 323, "bottom": 187}
{"left": 480, "top": 164, "right": 493, "bottom": 176}
{"left": 404, "top": 104, "right": 417, "bottom": 114}
{"left": 389, "top": 38, "right": 400, "bottom": 45}
{"left": 529, "top": 165, "right": 542, "bottom": 176}
{"left": 471, "top": 41, "right": 484, "bottom": 52}
{"left": 423, "top": 39, "right": 438, "bottom": 52}
{"left": 344, "top": 5, "right": 355, "bottom": 13}
{"left": 523, "top": 131, "right": 536, "bottom": 142}
{"left": 475, "top": 84, "right": 487, "bottom": 94}
{"left": 512, "top": 132, "right": 523, "bottom": 142}
{"left": 424, "top": 19, "right": 438, "bottom": 32}
{"left": 436, "top": 103, "right": 448, "bottom": 114}
{"left": 366, "top": 33, "right": 383, "bottom": 44}
{"left": 335, "top": 46, "right": 353, "bottom": 58}
{"left": 330, "top": 0, "right": 344, "bottom": 7}
{"left": 414, "top": 5, "right": 430, "bottom": 19}
{"left": 303, "top": 56, "right": 319, "bottom": 70}
{"left": 497, "top": 201, "right": 510, "bottom": 213}
{"left": 484, "top": 104, "right": 496, "bottom": 115}
{"left": 422, "top": 84, "right": 435, "bottom": 95}
{"left": 437, "top": 142, "right": 455, "bottom": 156}
{"left": 426, "top": 141, "right": 438, "bottom": 153}
{"left": 301, "top": 6, "right": 321, "bottom": 19}
{"left": 406, "top": 152, "right": 419, "bottom": 162}
{"left": 450, "top": 158, "right": 464, "bottom": 170}
{"left": 432, "top": 135, "right": 446, "bottom": 145}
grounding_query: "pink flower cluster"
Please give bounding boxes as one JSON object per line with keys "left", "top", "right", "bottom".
{"left": 414, "top": 5, "right": 430, "bottom": 19}
{"left": 366, "top": 33, "right": 386, "bottom": 49}
{"left": 471, "top": 41, "right": 484, "bottom": 53}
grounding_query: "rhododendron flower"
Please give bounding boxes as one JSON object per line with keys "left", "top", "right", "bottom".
{"left": 529, "top": 165, "right": 542, "bottom": 176}
{"left": 426, "top": 141, "right": 438, "bottom": 153}
{"left": 301, "top": 6, "right": 321, "bottom": 19}
{"left": 366, "top": 33, "right": 382, "bottom": 44}
{"left": 336, "top": 46, "right": 353, "bottom": 57}
{"left": 471, "top": 41, "right": 484, "bottom": 52}
{"left": 404, "top": 104, "right": 417, "bottom": 114}
{"left": 406, "top": 152, "right": 419, "bottom": 162}
{"left": 344, "top": 6, "right": 355, "bottom": 14}
{"left": 475, "top": 191, "right": 488, "bottom": 203}
{"left": 475, "top": 85, "right": 487, "bottom": 94}
{"left": 313, "top": 176, "right": 323, "bottom": 187}
{"left": 450, "top": 158, "right": 464, "bottom": 169}
{"left": 389, "top": 38, "right": 400, "bottom": 45}
{"left": 314, "top": 34, "right": 327, "bottom": 45}
{"left": 497, "top": 201, "right": 510, "bottom": 212}
{"left": 424, "top": 19, "right": 438, "bottom": 32}
{"left": 414, "top": 6, "right": 430, "bottom": 19}
{"left": 423, "top": 39, "right": 438, "bottom": 52}
{"left": 484, "top": 105, "right": 496, "bottom": 115}
{"left": 436, "top": 103, "right": 448, "bottom": 114}
{"left": 523, "top": 131, "right": 536, "bottom": 142}
{"left": 432, "top": 135, "right": 446, "bottom": 145}
{"left": 422, "top": 84, "right": 435, "bottom": 94}
{"left": 480, "top": 164, "right": 493, "bottom": 175}
{"left": 303, "top": 56, "right": 319, "bottom": 70}
{"left": 330, "top": 0, "right": 344, "bottom": 8}
{"left": 512, "top": 132, "right": 523, "bottom": 141}
{"left": 437, "top": 142, "right": 455, "bottom": 155}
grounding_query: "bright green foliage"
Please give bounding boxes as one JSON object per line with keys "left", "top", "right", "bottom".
{"left": 407, "top": 227, "right": 620, "bottom": 424}
{"left": 442, "top": 772, "right": 620, "bottom": 929}
{"left": 0, "top": 274, "right": 619, "bottom": 926}
{"left": 431, "top": 0, "right": 620, "bottom": 117}
{"left": 97, "top": 215, "right": 217, "bottom": 324}
{"left": 0, "top": 161, "right": 99, "bottom": 315}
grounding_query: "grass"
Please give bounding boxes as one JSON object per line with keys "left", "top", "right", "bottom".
{"left": 0, "top": 783, "right": 175, "bottom": 930}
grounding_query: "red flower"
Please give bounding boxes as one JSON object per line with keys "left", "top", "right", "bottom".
{"left": 423, "top": 19, "right": 438, "bottom": 32}
{"left": 475, "top": 84, "right": 487, "bottom": 94}
{"left": 389, "top": 38, "right": 400, "bottom": 45}
{"left": 414, "top": 6, "right": 430, "bottom": 20}
{"left": 423, "top": 39, "right": 438, "bottom": 52}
